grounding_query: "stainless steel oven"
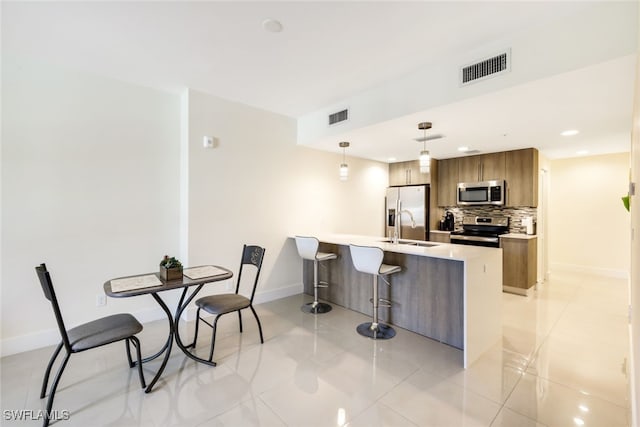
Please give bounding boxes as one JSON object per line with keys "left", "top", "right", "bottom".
{"left": 450, "top": 216, "right": 509, "bottom": 248}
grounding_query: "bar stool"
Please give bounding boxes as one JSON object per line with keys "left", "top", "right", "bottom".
{"left": 295, "top": 236, "right": 337, "bottom": 314}
{"left": 349, "top": 244, "right": 401, "bottom": 339}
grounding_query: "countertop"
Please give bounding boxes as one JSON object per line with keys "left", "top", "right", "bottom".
{"left": 295, "top": 233, "right": 501, "bottom": 262}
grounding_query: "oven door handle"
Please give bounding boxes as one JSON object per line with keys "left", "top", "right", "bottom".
{"left": 450, "top": 235, "right": 499, "bottom": 243}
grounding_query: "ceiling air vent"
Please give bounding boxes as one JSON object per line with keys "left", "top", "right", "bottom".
{"left": 328, "top": 109, "right": 349, "bottom": 126}
{"left": 460, "top": 50, "right": 510, "bottom": 86}
{"left": 414, "top": 133, "right": 444, "bottom": 143}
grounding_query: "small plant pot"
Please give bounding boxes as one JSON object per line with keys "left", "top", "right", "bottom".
{"left": 160, "top": 266, "right": 183, "bottom": 281}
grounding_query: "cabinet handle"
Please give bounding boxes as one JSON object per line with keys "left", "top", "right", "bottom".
{"left": 408, "top": 169, "right": 412, "bottom": 184}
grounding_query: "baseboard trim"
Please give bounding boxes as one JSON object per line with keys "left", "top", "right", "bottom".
{"left": 549, "top": 262, "right": 629, "bottom": 279}
{"left": 502, "top": 285, "right": 533, "bottom": 296}
{"left": 1, "top": 283, "right": 303, "bottom": 357}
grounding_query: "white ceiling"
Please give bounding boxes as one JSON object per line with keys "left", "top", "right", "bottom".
{"left": 312, "top": 54, "right": 636, "bottom": 162}
{"left": 3, "top": 1, "right": 637, "bottom": 161}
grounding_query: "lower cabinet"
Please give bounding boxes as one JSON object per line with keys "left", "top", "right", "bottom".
{"left": 429, "top": 231, "right": 451, "bottom": 243}
{"left": 500, "top": 236, "right": 537, "bottom": 295}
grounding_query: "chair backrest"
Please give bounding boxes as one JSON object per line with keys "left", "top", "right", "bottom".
{"left": 349, "top": 245, "right": 384, "bottom": 275}
{"left": 236, "top": 245, "right": 266, "bottom": 303}
{"left": 294, "top": 236, "right": 319, "bottom": 261}
{"left": 35, "top": 263, "right": 72, "bottom": 351}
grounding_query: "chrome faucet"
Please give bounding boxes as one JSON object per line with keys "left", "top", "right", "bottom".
{"left": 392, "top": 200, "right": 416, "bottom": 243}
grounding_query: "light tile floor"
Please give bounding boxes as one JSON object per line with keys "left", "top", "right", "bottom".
{"left": 1, "top": 271, "right": 630, "bottom": 426}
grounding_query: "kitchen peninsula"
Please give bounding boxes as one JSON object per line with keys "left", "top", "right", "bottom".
{"left": 296, "top": 234, "right": 502, "bottom": 368}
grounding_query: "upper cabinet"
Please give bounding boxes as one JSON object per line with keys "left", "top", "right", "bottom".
{"left": 389, "top": 160, "right": 430, "bottom": 186}
{"left": 436, "top": 148, "right": 538, "bottom": 208}
{"left": 437, "top": 158, "right": 458, "bottom": 207}
{"left": 458, "top": 152, "right": 505, "bottom": 182}
{"left": 505, "top": 148, "right": 538, "bottom": 207}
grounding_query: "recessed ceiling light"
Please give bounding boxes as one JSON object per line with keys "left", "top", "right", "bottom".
{"left": 576, "top": 150, "right": 589, "bottom": 156}
{"left": 388, "top": 157, "right": 397, "bottom": 162}
{"left": 561, "top": 129, "right": 579, "bottom": 136}
{"left": 262, "top": 18, "right": 283, "bottom": 33}
{"left": 458, "top": 146, "right": 470, "bottom": 152}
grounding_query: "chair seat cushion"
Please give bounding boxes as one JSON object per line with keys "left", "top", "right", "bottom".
{"left": 316, "top": 252, "right": 337, "bottom": 261}
{"left": 67, "top": 313, "right": 142, "bottom": 352}
{"left": 196, "top": 294, "right": 251, "bottom": 316}
{"left": 379, "top": 264, "right": 401, "bottom": 275}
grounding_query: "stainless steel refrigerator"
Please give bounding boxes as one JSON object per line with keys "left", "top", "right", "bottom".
{"left": 385, "top": 185, "right": 429, "bottom": 241}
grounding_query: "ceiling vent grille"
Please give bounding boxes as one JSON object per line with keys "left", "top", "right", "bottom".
{"left": 460, "top": 50, "right": 510, "bottom": 85}
{"left": 328, "top": 109, "right": 349, "bottom": 126}
{"left": 414, "top": 133, "right": 444, "bottom": 143}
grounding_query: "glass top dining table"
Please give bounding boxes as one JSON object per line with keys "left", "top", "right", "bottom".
{"left": 104, "top": 265, "right": 233, "bottom": 393}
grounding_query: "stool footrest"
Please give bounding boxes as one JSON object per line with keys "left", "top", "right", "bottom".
{"left": 378, "top": 298, "right": 392, "bottom": 307}
{"left": 369, "top": 298, "right": 392, "bottom": 307}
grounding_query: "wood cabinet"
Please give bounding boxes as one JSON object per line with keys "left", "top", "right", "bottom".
{"left": 436, "top": 158, "right": 458, "bottom": 207}
{"left": 389, "top": 160, "right": 430, "bottom": 186}
{"left": 436, "top": 148, "right": 538, "bottom": 207}
{"left": 500, "top": 236, "right": 537, "bottom": 296}
{"left": 505, "top": 148, "right": 538, "bottom": 207}
{"left": 429, "top": 231, "right": 451, "bottom": 243}
{"left": 458, "top": 152, "right": 505, "bottom": 182}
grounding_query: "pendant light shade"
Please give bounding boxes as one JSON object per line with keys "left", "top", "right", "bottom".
{"left": 339, "top": 164, "right": 349, "bottom": 180}
{"left": 419, "top": 150, "right": 430, "bottom": 173}
{"left": 339, "top": 142, "right": 350, "bottom": 181}
{"left": 418, "top": 122, "right": 432, "bottom": 174}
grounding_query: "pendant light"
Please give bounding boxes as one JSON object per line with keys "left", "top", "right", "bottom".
{"left": 418, "top": 122, "right": 432, "bottom": 174}
{"left": 339, "top": 141, "right": 350, "bottom": 181}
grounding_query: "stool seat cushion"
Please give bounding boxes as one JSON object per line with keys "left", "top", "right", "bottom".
{"left": 196, "top": 294, "right": 251, "bottom": 316}
{"left": 316, "top": 252, "right": 337, "bottom": 262}
{"left": 67, "top": 313, "right": 143, "bottom": 351}
{"left": 379, "top": 264, "right": 401, "bottom": 275}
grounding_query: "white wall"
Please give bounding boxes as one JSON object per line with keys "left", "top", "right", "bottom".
{"left": 548, "top": 153, "right": 630, "bottom": 277}
{"left": 183, "top": 89, "right": 388, "bottom": 304}
{"left": 628, "top": 5, "right": 640, "bottom": 424}
{"left": 0, "top": 64, "right": 389, "bottom": 356}
{"left": 1, "top": 57, "right": 181, "bottom": 355}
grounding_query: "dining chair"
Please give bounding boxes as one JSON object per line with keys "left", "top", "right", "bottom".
{"left": 191, "top": 245, "right": 265, "bottom": 363}
{"left": 35, "top": 263, "right": 146, "bottom": 427}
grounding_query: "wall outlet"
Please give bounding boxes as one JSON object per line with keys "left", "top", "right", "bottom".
{"left": 96, "top": 294, "right": 107, "bottom": 307}
{"left": 225, "top": 281, "right": 232, "bottom": 291}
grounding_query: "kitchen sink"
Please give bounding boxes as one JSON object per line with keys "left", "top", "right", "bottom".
{"left": 379, "top": 239, "right": 440, "bottom": 247}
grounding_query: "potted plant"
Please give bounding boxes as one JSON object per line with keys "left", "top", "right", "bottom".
{"left": 622, "top": 194, "right": 630, "bottom": 212}
{"left": 159, "top": 255, "right": 183, "bottom": 281}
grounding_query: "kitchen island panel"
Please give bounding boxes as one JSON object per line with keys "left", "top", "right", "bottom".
{"left": 296, "top": 234, "right": 501, "bottom": 368}
{"left": 304, "top": 244, "right": 464, "bottom": 349}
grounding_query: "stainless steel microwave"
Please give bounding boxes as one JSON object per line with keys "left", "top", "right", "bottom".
{"left": 457, "top": 180, "right": 505, "bottom": 206}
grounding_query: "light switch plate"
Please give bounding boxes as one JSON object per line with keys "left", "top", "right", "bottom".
{"left": 96, "top": 294, "right": 106, "bottom": 307}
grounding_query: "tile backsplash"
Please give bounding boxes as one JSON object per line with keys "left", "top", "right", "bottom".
{"left": 441, "top": 206, "right": 537, "bottom": 234}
